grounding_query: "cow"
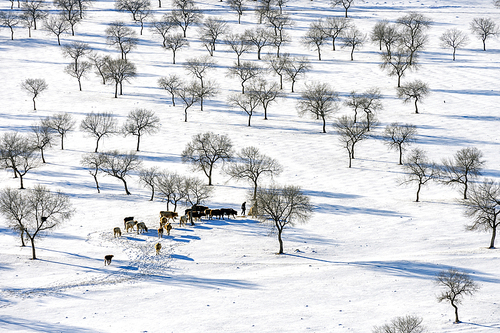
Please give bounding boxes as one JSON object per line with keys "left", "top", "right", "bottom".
{"left": 104, "top": 255, "right": 114, "bottom": 266}
{"left": 155, "top": 242, "right": 162, "bottom": 255}
{"left": 160, "top": 216, "right": 168, "bottom": 227}
{"left": 123, "top": 216, "right": 134, "bottom": 228}
{"left": 179, "top": 215, "right": 188, "bottom": 227}
{"left": 113, "top": 227, "right": 122, "bottom": 238}
{"left": 165, "top": 222, "right": 173, "bottom": 236}
{"left": 248, "top": 206, "right": 257, "bottom": 217}
{"left": 187, "top": 210, "right": 205, "bottom": 225}
{"left": 207, "top": 209, "right": 223, "bottom": 220}
{"left": 126, "top": 220, "right": 138, "bottom": 233}
{"left": 160, "top": 211, "right": 178, "bottom": 223}
{"left": 221, "top": 208, "right": 237, "bottom": 219}
{"left": 158, "top": 227, "right": 164, "bottom": 238}
{"left": 136, "top": 222, "right": 148, "bottom": 234}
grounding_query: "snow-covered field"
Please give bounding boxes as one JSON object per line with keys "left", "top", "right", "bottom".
{"left": 1, "top": 0, "right": 500, "bottom": 331}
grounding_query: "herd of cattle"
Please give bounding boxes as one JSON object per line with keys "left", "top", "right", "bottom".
{"left": 106, "top": 205, "right": 240, "bottom": 261}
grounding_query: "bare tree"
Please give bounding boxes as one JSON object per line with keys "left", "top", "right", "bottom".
{"left": 30, "top": 121, "right": 55, "bottom": 163}
{"left": 191, "top": 80, "right": 218, "bottom": 111}
{"left": 163, "top": 32, "right": 189, "bottom": 64}
{"left": 0, "top": 132, "right": 40, "bottom": 189}
{"left": 248, "top": 78, "right": 281, "bottom": 120}
{"left": 20, "top": 10, "right": 35, "bottom": 38}
{"left": 80, "top": 112, "right": 118, "bottom": 152}
{"left": 21, "top": 0, "right": 47, "bottom": 31}
{"left": 436, "top": 269, "right": 480, "bottom": 323}
{"left": 342, "top": 26, "right": 366, "bottom": 61}
{"left": 156, "top": 171, "right": 187, "bottom": 211}
{"left": 54, "top": 0, "right": 82, "bottom": 36}
{"left": 170, "top": 0, "right": 203, "bottom": 37}
{"left": 181, "top": 132, "right": 233, "bottom": 186}
{"left": 184, "top": 55, "right": 216, "bottom": 89}
{"left": 64, "top": 60, "right": 92, "bottom": 91}
{"left": 266, "top": 53, "right": 290, "bottom": 89}
{"left": 331, "top": 0, "right": 355, "bottom": 18}
{"left": 61, "top": 41, "right": 90, "bottom": 73}
{"left": 44, "top": 14, "right": 70, "bottom": 45}
{"left": 177, "top": 81, "right": 200, "bottom": 122}
{"left": 373, "top": 315, "right": 426, "bottom": 333}
{"left": 102, "top": 57, "right": 137, "bottom": 98}
{"left": 380, "top": 23, "right": 401, "bottom": 58}
{"left": 21, "top": 78, "right": 48, "bottom": 111}
{"left": 255, "top": 184, "right": 313, "bottom": 254}
{"left": 115, "top": 0, "right": 151, "bottom": 34}
{"left": 470, "top": 17, "right": 498, "bottom": 51}
{"left": 183, "top": 176, "right": 214, "bottom": 211}
{"left": 440, "top": 147, "right": 484, "bottom": 200}
{"left": 80, "top": 152, "right": 106, "bottom": 193}
{"left": 0, "top": 10, "right": 20, "bottom": 40}
{"left": 150, "top": 14, "right": 177, "bottom": 47}
{"left": 88, "top": 52, "right": 108, "bottom": 84}
{"left": 42, "top": 112, "right": 76, "bottom": 150}
{"left": 99, "top": 150, "right": 142, "bottom": 195}
{"left": 105, "top": 21, "right": 138, "bottom": 60}
{"left": 383, "top": 123, "right": 417, "bottom": 165}
{"left": 440, "top": 28, "right": 469, "bottom": 61}
{"left": 158, "top": 74, "right": 181, "bottom": 106}
{"left": 266, "top": 11, "right": 292, "bottom": 57}
{"left": 228, "top": 0, "right": 246, "bottom": 24}
{"left": 297, "top": 82, "right": 340, "bottom": 133}
{"left": 302, "top": 20, "right": 327, "bottom": 60}
{"left": 255, "top": 0, "right": 273, "bottom": 24}
{"left": 344, "top": 91, "right": 363, "bottom": 123}
{"left": 397, "top": 80, "right": 429, "bottom": 114}
{"left": 244, "top": 27, "right": 273, "bottom": 60}
{"left": 225, "top": 33, "right": 252, "bottom": 67}
{"left": 198, "top": 17, "right": 226, "bottom": 56}
{"left": 380, "top": 48, "right": 414, "bottom": 87}
{"left": 227, "top": 61, "right": 262, "bottom": 94}
{"left": 397, "top": 12, "right": 432, "bottom": 65}
{"left": 359, "top": 88, "right": 382, "bottom": 131}
{"left": 320, "top": 16, "right": 350, "bottom": 51}
{"left": 226, "top": 146, "right": 283, "bottom": 201}
{"left": 463, "top": 179, "right": 500, "bottom": 248}
{"left": 400, "top": 148, "right": 437, "bottom": 202}
{"left": 0, "top": 185, "right": 74, "bottom": 260}
{"left": 284, "top": 56, "right": 310, "bottom": 93}
{"left": 371, "top": 20, "right": 389, "bottom": 51}
{"left": 122, "top": 109, "right": 161, "bottom": 151}
{"left": 334, "top": 116, "right": 369, "bottom": 168}
{"left": 228, "top": 91, "right": 261, "bottom": 126}
{"left": 139, "top": 166, "right": 160, "bottom": 201}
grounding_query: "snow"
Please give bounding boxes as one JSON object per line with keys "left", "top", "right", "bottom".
{"left": 1, "top": 0, "right": 500, "bottom": 331}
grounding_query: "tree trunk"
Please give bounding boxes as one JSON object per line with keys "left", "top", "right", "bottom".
{"left": 136, "top": 134, "right": 141, "bottom": 151}
{"left": 332, "top": 38, "right": 336, "bottom": 51}
{"left": 200, "top": 96, "right": 204, "bottom": 111}
{"left": 171, "top": 93, "right": 176, "bottom": 106}
{"left": 19, "top": 174, "right": 24, "bottom": 189}
{"left": 483, "top": 39, "right": 486, "bottom": 51}
{"left": 208, "top": 165, "right": 213, "bottom": 186}
{"left": 489, "top": 226, "right": 496, "bottom": 249}
{"left": 29, "top": 236, "right": 37, "bottom": 260}
{"left": 277, "top": 224, "right": 284, "bottom": 254}
{"left": 121, "top": 177, "right": 131, "bottom": 195}
{"left": 184, "top": 108, "right": 188, "bottom": 122}
{"left": 350, "top": 47, "right": 354, "bottom": 61}
{"left": 93, "top": 174, "right": 100, "bottom": 193}
{"left": 397, "top": 75, "right": 401, "bottom": 88}
{"left": 149, "top": 186, "right": 154, "bottom": 201}
{"left": 414, "top": 98, "right": 419, "bottom": 114}
{"left": 451, "top": 301, "right": 460, "bottom": 323}
{"left": 114, "top": 82, "right": 119, "bottom": 98}
{"left": 10, "top": 27, "right": 14, "bottom": 40}
{"left": 40, "top": 148, "right": 46, "bottom": 163}
{"left": 33, "top": 97, "right": 37, "bottom": 111}
{"left": 321, "top": 117, "right": 326, "bottom": 133}
{"left": 78, "top": 79, "right": 82, "bottom": 91}
{"left": 416, "top": 183, "right": 421, "bottom": 202}
{"left": 291, "top": 80, "right": 295, "bottom": 93}
{"left": 452, "top": 48, "right": 456, "bottom": 61}
{"left": 317, "top": 47, "right": 321, "bottom": 61}
{"left": 57, "top": 34, "right": 61, "bottom": 46}
{"left": 248, "top": 114, "right": 252, "bottom": 126}
{"left": 398, "top": 145, "right": 403, "bottom": 165}
{"left": 61, "top": 135, "right": 65, "bottom": 150}
{"left": 20, "top": 229, "right": 26, "bottom": 247}
{"left": 173, "top": 51, "right": 176, "bottom": 64}
{"left": 119, "top": 82, "right": 123, "bottom": 95}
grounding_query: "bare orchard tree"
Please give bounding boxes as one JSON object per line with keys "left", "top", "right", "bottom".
{"left": 170, "top": 0, "right": 203, "bottom": 38}
{"left": 80, "top": 152, "right": 106, "bottom": 193}
{"left": 320, "top": 16, "right": 350, "bottom": 51}
{"left": 99, "top": 150, "right": 142, "bottom": 195}
{"left": 0, "top": 185, "right": 74, "bottom": 260}
{"left": 284, "top": 56, "right": 310, "bottom": 93}
{"left": 470, "top": 17, "right": 498, "bottom": 51}
{"left": 266, "top": 53, "right": 291, "bottom": 90}
{"left": 42, "top": 112, "right": 75, "bottom": 150}
{"left": 228, "top": 91, "right": 261, "bottom": 126}
{"left": 244, "top": 27, "right": 273, "bottom": 60}
{"left": 463, "top": 179, "right": 500, "bottom": 249}
{"left": 380, "top": 48, "right": 414, "bottom": 87}
{"left": 181, "top": 132, "right": 233, "bottom": 186}
{"left": 266, "top": 13, "right": 292, "bottom": 57}
{"left": 138, "top": 166, "right": 160, "bottom": 201}
{"left": 156, "top": 172, "right": 187, "bottom": 211}
{"left": 227, "top": 61, "right": 262, "bottom": 94}
{"left": 359, "top": 88, "right": 382, "bottom": 131}
{"left": 183, "top": 176, "right": 214, "bottom": 210}
{"left": 150, "top": 14, "right": 177, "bottom": 47}
{"left": 255, "top": 184, "right": 313, "bottom": 254}
{"left": 177, "top": 81, "right": 200, "bottom": 122}
{"left": 44, "top": 14, "right": 70, "bottom": 45}
{"left": 297, "top": 82, "right": 340, "bottom": 133}
{"left": 61, "top": 41, "right": 90, "bottom": 73}
{"left": 198, "top": 17, "right": 226, "bottom": 56}
{"left": 115, "top": 0, "right": 151, "bottom": 34}
{"left": 383, "top": 123, "right": 417, "bottom": 165}
{"left": 227, "top": 0, "right": 246, "bottom": 24}
{"left": 370, "top": 19, "right": 389, "bottom": 51}
{"left": 342, "top": 25, "right": 366, "bottom": 61}
{"left": 54, "top": 0, "right": 81, "bottom": 35}
{"left": 80, "top": 112, "right": 118, "bottom": 152}
{"left": 163, "top": 33, "right": 189, "bottom": 64}
{"left": 105, "top": 21, "right": 138, "bottom": 60}
{"left": 0, "top": 132, "right": 40, "bottom": 189}
{"left": 102, "top": 57, "right": 137, "bottom": 98}
{"left": 64, "top": 60, "right": 92, "bottom": 91}
{"left": 397, "top": 80, "right": 429, "bottom": 114}
{"left": 334, "top": 116, "right": 369, "bottom": 168}
{"left": 20, "top": 10, "right": 35, "bottom": 38}
{"left": 400, "top": 148, "right": 437, "bottom": 202}
{"left": 122, "top": 109, "right": 161, "bottom": 152}
{"left": 21, "top": 0, "right": 47, "bottom": 30}
{"left": 372, "top": 315, "right": 426, "bottom": 333}
{"left": 331, "top": 0, "right": 355, "bottom": 18}
{"left": 396, "top": 12, "right": 432, "bottom": 65}
{"left": 226, "top": 146, "right": 283, "bottom": 202}
{"left": 30, "top": 122, "right": 54, "bottom": 163}
{"left": 248, "top": 78, "right": 281, "bottom": 120}
{"left": 440, "top": 28, "right": 469, "bottom": 61}
{"left": 184, "top": 55, "right": 216, "bottom": 89}
{"left": 191, "top": 80, "right": 218, "bottom": 111}
{"left": 0, "top": 10, "right": 20, "bottom": 40}
{"left": 255, "top": 0, "right": 273, "bottom": 24}
{"left": 158, "top": 74, "right": 181, "bottom": 106}
{"left": 88, "top": 52, "right": 108, "bottom": 84}
{"left": 225, "top": 32, "right": 252, "bottom": 67}
{"left": 21, "top": 78, "right": 48, "bottom": 111}
{"left": 436, "top": 269, "right": 480, "bottom": 323}
{"left": 440, "top": 147, "right": 484, "bottom": 200}
{"left": 302, "top": 20, "right": 327, "bottom": 61}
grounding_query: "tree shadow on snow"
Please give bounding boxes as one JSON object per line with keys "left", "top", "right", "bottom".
{"left": 0, "top": 315, "right": 95, "bottom": 333}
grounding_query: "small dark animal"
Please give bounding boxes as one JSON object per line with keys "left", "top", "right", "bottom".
{"left": 158, "top": 227, "right": 164, "bottom": 238}
{"left": 221, "top": 208, "right": 237, "bottom": 219}
{"left": 124, "top": 216, "right": 134, "bottom": 228}
{"left": 104, "top": 255, "right": 114, "bottom": 265}
{"left": 165, "top": 222, "right": 172, "bottom": 236}
{"left": 113, "top": 227, "right": 121, "bottom": 238}
{"left": 155, "top": 242, "right": 162, "bottom": 255}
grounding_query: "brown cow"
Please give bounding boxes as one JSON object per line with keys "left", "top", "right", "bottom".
{"left": 104, "top": 255, "right": 114, "bottom": 265}
{"left": 179, "top": 215, "right": 188, "bottom": 227}
{"left": 158, "top": 227, "right": 164, "bottom": 238}
{"left": 113, "top": 227, "right": 121, "bottom": 238}
{"left": 126, "top": 220, "right": 137, "bottom": 233}
{"left": 165, "top": 222, "right": 173, "bottom": 236}
{"left": 123, "top": 216, "right": 134, "bottom": 228}
{"left": 155, "top": 242, "right": 162, "bottom": 255}
{"left": 136, "top": 222, "right": 148, "bottom": 234}
{"left": 160, "top": 211, "right": 178, "bottom": 223}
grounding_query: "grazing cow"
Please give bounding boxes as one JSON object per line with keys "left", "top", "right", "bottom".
{"left": 207, "top": 209, "right": 223, "bottom": 220}
{"left": 123, "top": 216, "right": 134, "bottom": 228}
{"left": 126, "top": 220, "right": 138, "bottom": 233}
{"left": 165, "top": 222, "right": 173, "bottom": 236}
{"left": 248, "top": 206, "right": 257, "bottom": 217}
{"left": 160, "top": 211, "right": 178, "bottom": 223}
{"left": 221, "top": 208, "right": 237, "bottom": 219}
{"left": 136, "top": 222, "right": 148, "bottom": 234}
{"left": 179, "top": 215, "right": 188, "bottom": 227}
{"left": 155, "top": 242, "right": 162, "bottom": 255}
{"left": 160, "top": 216, "right": 168, "bottom": 227}
{"left": 113, "top": 227, "right": 122, "bottom": 238}
{"left": 104, "top": 255, "right": 114, "bottom": 265}
{"left": 158, "top": 227, "right": 164, "bottom": 238}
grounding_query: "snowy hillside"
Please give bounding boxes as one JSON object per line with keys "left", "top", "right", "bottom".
{"left": 1, "top": 0, "right": 500, "bottom": 331}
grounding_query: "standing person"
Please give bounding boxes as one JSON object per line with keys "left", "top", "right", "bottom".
{"left": 241, "top": 201, "right": 246, "bottom": 215}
